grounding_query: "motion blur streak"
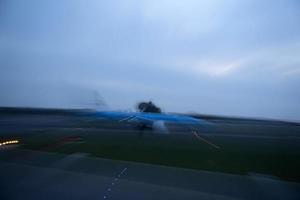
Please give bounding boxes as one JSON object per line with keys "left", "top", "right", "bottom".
{"left": 0, "top": 140, "right": 19, "bottom": 146}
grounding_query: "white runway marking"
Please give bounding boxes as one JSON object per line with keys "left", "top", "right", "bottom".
{"left": 192, "top": 131, "right": 220, "bottom": 149}
{"left": 103, "top": 167, "right": 127, "bottom": 199}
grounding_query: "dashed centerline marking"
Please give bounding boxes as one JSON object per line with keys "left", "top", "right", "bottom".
{"left": 103, "top": 167, "right": 127, "bottom": 199}
{"left": 192, "top": 131, "right": 220, "bottom": 149}
{"left": 119, "top": 168, "right": 127, "bottom": 175}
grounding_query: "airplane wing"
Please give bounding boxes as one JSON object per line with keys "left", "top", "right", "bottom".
{"left": 91, "top": 111, "right": 211, "bottom": 125}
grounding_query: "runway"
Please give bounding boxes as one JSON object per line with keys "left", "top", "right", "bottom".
{"left": 1, "top": 149, "right": 300, "bottom": 200}
{"left": 1, "top": 107, "right": 300, "bottom": 199}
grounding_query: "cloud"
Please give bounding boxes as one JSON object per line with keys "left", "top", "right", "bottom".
{"left": 154, "top": 40, "right": 300, "bottom": 80}
{"left": 195, "top": 61, "right": 243, "bottom": 77}
{"left": 1, "top": 0, "right": 300, "bottom": 120}
{"left": 283, "top": 68, "right": 300, "bottom": 76}
{"left": 162, "top": 58, "right": 244, "bottom": 77}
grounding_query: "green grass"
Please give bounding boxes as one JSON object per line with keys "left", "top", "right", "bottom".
{"left": 19, "top": 127, "right": 300, "bottom": 182}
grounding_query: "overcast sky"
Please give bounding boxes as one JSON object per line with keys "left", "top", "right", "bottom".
{"left": 1, "top": 0, "right": 300, "bottom": 120}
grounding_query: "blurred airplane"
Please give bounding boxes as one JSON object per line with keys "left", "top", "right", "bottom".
{"left": 88, "top": 109, "right": 211, "bottom": 133}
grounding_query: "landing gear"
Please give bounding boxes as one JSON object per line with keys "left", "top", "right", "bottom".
{"left": 135, "top": 123, "right": 152, "bottom": 137}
